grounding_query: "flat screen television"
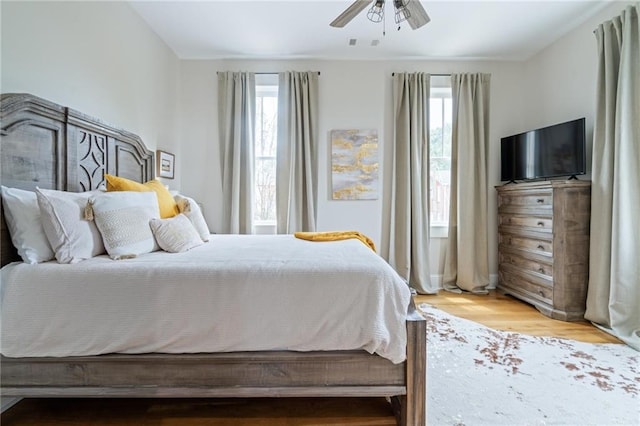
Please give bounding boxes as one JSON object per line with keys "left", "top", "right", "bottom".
{"left": 500, "top": 118, "right": 586, "bottom": 182}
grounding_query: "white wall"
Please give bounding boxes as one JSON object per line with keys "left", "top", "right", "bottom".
{"left": 1, "top": 1, "right": 181, "bottom": 187}
{"left": 180, "top": 59, "right": 526, "bottom": 283}
{"left": 521, "top": 1, "right": 635, "bottom": 176}
{"left": 4, "top": 0, "right": 624, "bottom": 288}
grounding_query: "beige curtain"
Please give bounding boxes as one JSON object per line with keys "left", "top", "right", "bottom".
{"left": 217, "top": 71, "right": 256, "bottom": 234}
{"left": 586, "top": 4, "right": 640, "bottom": 350}
{"left": 443, "top": 73, "right": 491, "bottom": 294}
{"left": 388, "top": 72, "right": 434, "bottom": 294}
{"left": 276, "top": 71, "right": 319, "bottom": 233}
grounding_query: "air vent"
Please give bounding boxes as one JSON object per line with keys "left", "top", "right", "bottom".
{"left": 349, "top": 38, "right": 357, "bottom": 46}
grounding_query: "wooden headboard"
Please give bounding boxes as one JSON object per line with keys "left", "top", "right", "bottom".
{"left": 1, "top": 93, "right": 155, "bottom": 266}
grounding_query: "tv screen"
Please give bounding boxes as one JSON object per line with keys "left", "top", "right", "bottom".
{"left": 500, "top": 118, "right": 586, "bottom": 181}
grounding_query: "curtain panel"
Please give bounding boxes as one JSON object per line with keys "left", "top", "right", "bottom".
{"left": 387, "top": 72, "right": 434, "bottom": 294}
{"left": 443, "top": 73, "right": 491, "bottom": 294}
{"left": 217, "top": 71, "right": 256, "bottom": 234}
{"left": 276, "top": 71, "right": 319, "bottom": 233}
{"left": 586, "top": 4, "right": 640, "bottom": 350}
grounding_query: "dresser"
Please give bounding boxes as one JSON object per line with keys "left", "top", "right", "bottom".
{"left": 496, "top": 180, "right": 591, "bottom": 321}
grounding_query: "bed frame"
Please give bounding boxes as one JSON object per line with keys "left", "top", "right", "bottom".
{"left": 0, "top": 93, "right": 427, "bottom": 425}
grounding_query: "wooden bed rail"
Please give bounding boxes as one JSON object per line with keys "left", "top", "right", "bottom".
{"left": 1, "top": 309, "right": 427, "bottom": 425}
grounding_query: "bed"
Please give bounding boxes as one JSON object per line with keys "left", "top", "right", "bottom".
{"left": 0, "top": 93, "right": 426, "bottom": 425}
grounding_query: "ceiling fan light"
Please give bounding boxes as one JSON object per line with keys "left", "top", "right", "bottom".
{"left": 394, "top": 7, "right": 411, "bottom": 24}
{"left": 394, "top": 0, "right": 409, "bottom": 5}
{"left": 367, "top": 0, "right": 385, "bottom": 23}
{"left": 393, "top": 0, "right": 411, "bottom": 24}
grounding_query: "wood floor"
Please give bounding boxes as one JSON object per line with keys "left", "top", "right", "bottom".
{"left": 416, "top": 291, "right": 621, "bottom": 344}
{"left": 1, "top": 291, "right": 621, "bottom": 426}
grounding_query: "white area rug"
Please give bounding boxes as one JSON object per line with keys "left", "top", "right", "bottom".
{"left": 418, "top": 303, "right": 639, "bottom": 426}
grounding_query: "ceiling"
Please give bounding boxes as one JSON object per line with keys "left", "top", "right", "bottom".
{"left": 129, "top": 0, "right": 611, "bottom": 61}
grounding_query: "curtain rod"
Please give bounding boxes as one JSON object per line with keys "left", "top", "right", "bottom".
{"left": 392, "top": 73, "right": 451, "bottom": 76}
{"left": 216, "top": 71, "right": 320, "bottom": 75}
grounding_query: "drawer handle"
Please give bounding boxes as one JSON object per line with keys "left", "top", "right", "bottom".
{"left": 537, "top": 244, "right": 545, "bottom": 250}
{"left": 538, "top": 267, "right": 546, "bottom": 274}
{"left": 537, "top": 221, "right": 544, "bottom": 227}
{"left": 536, "top": 198, "right": 545, "bottom": 203}
{"left": 539, "top": 290, "right": 546, "bottom": 296}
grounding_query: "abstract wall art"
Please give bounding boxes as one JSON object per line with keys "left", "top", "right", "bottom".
{"left": 331, "top": 129, "right": 378, "bottom": 200}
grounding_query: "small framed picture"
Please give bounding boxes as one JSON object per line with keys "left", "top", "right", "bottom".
{"left": 157, "top": 150, "right": 175, "bottom": 179}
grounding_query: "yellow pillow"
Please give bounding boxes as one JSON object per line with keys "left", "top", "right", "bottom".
{"left": 105, "top": 174, "right": 179, "bottom": 218}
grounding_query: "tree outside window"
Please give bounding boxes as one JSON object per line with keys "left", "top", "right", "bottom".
{"left": 254, "top": 84, "right": 278, "bottom": 229}
{"left": 429, "top": 87, "right": 452, "bottom": 227}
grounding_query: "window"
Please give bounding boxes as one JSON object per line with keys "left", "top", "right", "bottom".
{"left": 429, "top": 80, "right": 452, "bottom": 230}
{"left": 253, "top": 76, "right": 278, "bottom": 234}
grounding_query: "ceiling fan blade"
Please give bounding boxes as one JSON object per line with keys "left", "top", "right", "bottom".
{"left": 330, "top": 0, "right": 372, "bottom": 28}
{"left": 405, "top": 0, "right": 430, "bottom": 30}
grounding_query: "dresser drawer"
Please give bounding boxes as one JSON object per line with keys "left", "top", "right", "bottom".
{"left": 496, "top": 181, "right": 591, "bottom": 321}
{"left": 499, "top": 234, "right": 553, "bottom": 255}
{"left": 499, "top": 251, "right": 553, "bottom": 277}
{"left": 499, "top": 268, "right": 553, "bottom": 305}
{"left": 498, "top": 191, "right": 552, "bottom": 208}
{"left": 499, "top": 214, "right": 552, "bottom": 230}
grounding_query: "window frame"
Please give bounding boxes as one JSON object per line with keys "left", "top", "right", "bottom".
{"left": 429, "top": 77, "right": 452, "bottom": 238}
{"left": 253, "top": 76, "right": 279, "bottom": 233}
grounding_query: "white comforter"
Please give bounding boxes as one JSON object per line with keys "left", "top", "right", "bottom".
{"left": 1, "top": 235, "right": 411, "bottom": 363}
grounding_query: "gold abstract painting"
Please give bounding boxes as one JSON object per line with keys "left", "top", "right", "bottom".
{"left": 331, "top": 129, "right": 378, "bottom": 200}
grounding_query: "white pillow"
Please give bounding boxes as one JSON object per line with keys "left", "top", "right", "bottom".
{"left": 174, "top": 194, "right": 211, "bottom": 242}
{"left": 1, "top": 186, "right": 54, "bottom": 264}
{"left": 36, "top": 188, "right": 105, "bottom": 264}
{"left": 89, "top": 191, "right": 160, "bottom": 260}
{"left": 149, "top": 214, "right": 203, "bottom": 253}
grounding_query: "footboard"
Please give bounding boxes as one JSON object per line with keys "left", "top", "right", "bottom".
{"left": 1, "top": 309, "right": 426, "bottom": 425}
{"left": 1, "top": 351, "right": 405, "bottom": 398}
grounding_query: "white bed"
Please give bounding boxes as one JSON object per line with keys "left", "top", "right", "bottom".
{"left": 1, "top": 235, "right": 411, "bottom": 362}
{"left": 0, "top": 93, "right": 426, "bottom": 425}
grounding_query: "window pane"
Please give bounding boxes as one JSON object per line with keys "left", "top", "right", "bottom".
{"left": 430, "top": 98, "right": 444, "bottom": 158}
{"left": 443, "top": 98, "right": 452, "bottom": 165}
{"left": 429, "top": 88, "right": 452, "bottom": 227}
{"left": 259, "top": 96, "right": 278, "bottom": 157}
{"left": 429, "top": 98, "right": 442, "bottom": 130}
{"left": 254, "top": 85, "right": 278, "bottom": 225}
{"left": 256, "top": 97, "right": 263, "bottom": 152}
{"left": 255, "top": 157, "right": 276, "bottom": 221}
{"left": 444, "top": 98, "right": 453, "bottom": 124}
{"left": 430, "top": 158, "right": 451, "bottom": 225}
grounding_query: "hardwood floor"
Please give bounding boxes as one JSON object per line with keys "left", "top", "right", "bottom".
{"left": 1, "top": 291, "right": 621, "bottom": 425}
{"left": 416, "top": 291, "right": 621, "bottom": 344}
{"left": 1, "top": 398, "right": 399, "bottom": 426}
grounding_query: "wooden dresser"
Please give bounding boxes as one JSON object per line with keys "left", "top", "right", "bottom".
{"left": 496, "top": 180, "right": 591, "bottom": 321}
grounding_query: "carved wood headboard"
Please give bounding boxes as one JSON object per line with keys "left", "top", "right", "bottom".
{"left": 1, "top": 93, "right": 155, "bottom": 266}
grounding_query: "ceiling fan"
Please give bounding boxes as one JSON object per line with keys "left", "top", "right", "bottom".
{"left": 330, "top": 0, "right": 430, "bottom": 30}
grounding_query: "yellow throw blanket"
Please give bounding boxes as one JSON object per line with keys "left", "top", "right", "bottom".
{"left": 294, "top": 231, "right": 376, "bottom": 252}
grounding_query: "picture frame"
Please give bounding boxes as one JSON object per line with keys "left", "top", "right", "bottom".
{"left": 331, "top": 129, "right": 379, "bottom": 200}
{"left": 157, "top": 150, "right": 175, "bottom": 179}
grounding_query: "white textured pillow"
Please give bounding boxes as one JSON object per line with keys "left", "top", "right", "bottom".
{"left": 89, "top": 191, "right": 160, "bottom": 259}
{"left": 149, "top": 214, "right": 203, "bottom": 253}
{"left": 1, "top": 186, "right": 54, "bottom": 264}
{"left": 174, "top": 194, "right": 210, "bottom": 242}
{"left": 36, "top": 188, "right": 105, "bottom": 264}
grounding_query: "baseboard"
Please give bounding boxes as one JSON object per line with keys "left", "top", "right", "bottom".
{"left": 489, "top": 273, "right": 498, "bottom": 289}
{"left": 431, "top": 273, "right": 498, "bottom": 290}
{"left": 1, "top": 397, "right": 22, "bottom": 413}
